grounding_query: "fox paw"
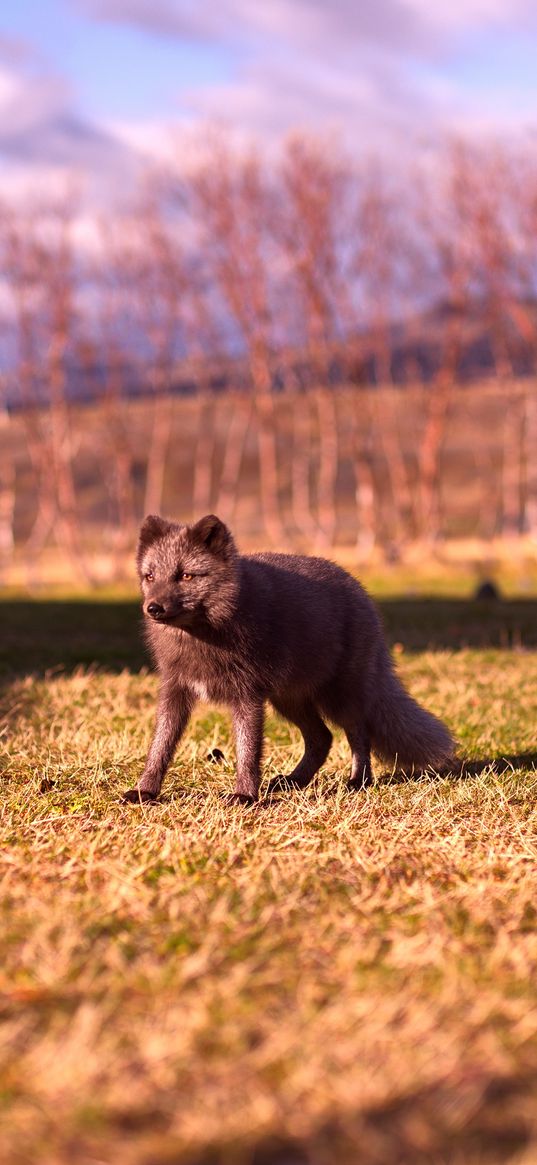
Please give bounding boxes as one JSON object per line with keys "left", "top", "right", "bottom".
{"left": 347, "top": 776, "right": 373, "bottom": 792}
{"left": 266, "top": 774, "right": 307, "bottom": 795}
{"left": 123, "top": 788, "right": 159, "bottom": 804}
{"left": 221, "top": 792, "right": 256, "bottom": 807}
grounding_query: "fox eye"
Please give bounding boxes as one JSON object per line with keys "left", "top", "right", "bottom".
{"left": 144, "top": 571, "right": 154, "bottom": 582}
{"left": 182, "top": 572, "right": 193, "bottom": 581}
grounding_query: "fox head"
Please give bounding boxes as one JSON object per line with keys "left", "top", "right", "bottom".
{"left": 137, "top": 513, "right": 239, "bottom": 630}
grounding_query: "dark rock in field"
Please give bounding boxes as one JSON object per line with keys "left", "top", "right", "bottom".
{"left": 474, "top": 580, "right": 501, "bottom": 601}
{"left": 207, "top": 748, "right": 226, "bottom": 764}
{"left": 39, "top": 777, "right": 56, "bottom": 793}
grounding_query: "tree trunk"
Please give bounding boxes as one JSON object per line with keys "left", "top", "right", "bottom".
{"left": 500, "top": 380, "right": 523, "bottom": 538}
{"left": 416, "top": 372, "right": 452, "bottom": 543}
{"left": 192, "top": 391, "right": 216, "bottom": 518}
{"left": 522, "top": 381, "right": 537, "bottom": 539}
{"left": 101, "top": 366, "right": 138, "bottom": 577}
{"left": 371, "top": 385, "right": 416, "bottom": 543}
{"left": 352, "top": 393, "right": 377, "bottom": 553}
{"left": 254, "top": 390, "right": 286, "bottom": 546}
{"left": 0, "top": 409, "right": 15, "bottom": 576}
{"left": 290, "top": 392, "right": 319, "bottom": 543}
{"left": 314, "top": 386, "right": 339, "bottom": 550}
{"left": 47, "top": 366, "right": 94, "bottom": 585}
{"left": 143, "top": 366, "right": 174, "bottom": 518}
{"left": 216, "top": 392, "right": 252, "bottom": 524}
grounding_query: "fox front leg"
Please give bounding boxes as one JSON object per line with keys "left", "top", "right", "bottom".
{"left": 226, "top": 701, "right": 264, "bottom": 805}
{"left": 123, "top": 683, "right": 195, "bottom": 803}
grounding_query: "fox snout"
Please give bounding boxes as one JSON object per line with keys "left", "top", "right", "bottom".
{"left": 146, "top": 601, "right": 167, "bottom": 621}
{"left": 144, "top": 594, "right": 182, "bottom": 621}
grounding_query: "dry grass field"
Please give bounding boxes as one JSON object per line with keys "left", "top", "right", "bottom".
{"left": 1, "top": 596, "right": 537, "bottom": 1164}
{"left": 3, "top": 381, "right": 534, "bottom": 580}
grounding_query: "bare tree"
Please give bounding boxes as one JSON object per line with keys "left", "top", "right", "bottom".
{"left": 277, "top": 137, "right": 348, "bottom": 549}
{"left": 3, "top": 132, "right": 536, "bottom": 582}
{"left": 88, "top": 223, "right": 141, "bottom": 575}
{"left": 185, "top": 137, "right": 286, "bottom": 544}
{"left": 353, "top": 164, "right": 417, "bottom": 548}
{"left": 121, "top": 183, "right": 191, "bottom": 520}
{"left": 413, "top": 143, "right": 482, "bottom": 544}
{"left": 350, "top": 390, "right": 377, "bottom": 553}
{"left": 465, "top": 145, "right": 525, "bottom": 539}
{"left": 0, "top": 385, "right": 15, "bottom": 572}
{"left": 0, "top": 206, "right": 53, "bottom": 574}
{"left": 189, "top": 290, "right": 225, "bottom": 520}
{"left": 503, "top": 152, "right": 537, "bottom": 540}
{"left": 215, "top": 389, "right": 253, "bottom": 525}
{"left": 1, "top": 198, "right": 95, "bottom": 583}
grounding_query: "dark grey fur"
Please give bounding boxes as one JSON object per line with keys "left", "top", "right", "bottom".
{"left": 123, "top": 514, "right": 455, "bottom": 804}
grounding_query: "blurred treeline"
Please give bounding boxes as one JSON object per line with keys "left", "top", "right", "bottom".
{"left": 0, "top": 135, "right": 536, "bottom": 584}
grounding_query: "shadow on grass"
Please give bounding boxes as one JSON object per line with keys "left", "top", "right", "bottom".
{"left": 99, "top": 1064, "right": 537, "bottom": 1164}
{"left": 385, "top": 752, "right": 537, "bottom": 786}
{"left": 116, "top": 753, "right": 537, "bottom": 810}
{"left": 1, "top": 597, "right": 536, "bottom": 680}
{"left": 0, "top": 599, "right": 144, "bottom": 678}
{"left": 378, "top": 597, "right": 537, "bottom": 652}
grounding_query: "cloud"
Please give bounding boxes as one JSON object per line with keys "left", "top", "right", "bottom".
{"left": 0, "top": 50, "right": 144, "bottom": 204}
{"left": 74, "top": 0, "right": 534, "bottom": 157}
{"left": 0, "top": 33, "right": 39, "bottom": 67}
{"left": 3, "top": 0, "right": 536, "bottom": 206}
{"left": 75, "top": 0, "right": 227, "bottom": 41}
{"left": 74, "top": 0, "right": 457, "bottom": 156}
{"left": 77, "top": 0, "right": 439, "bottom": 55}
{"left": 406, "top": 0, "right": 537, "bottom": 31}
{"left": 179, "top": 57, "right": 440, "bottom": 151}
{"left": 76, "top": 0, "right": 537, "bottom": 53}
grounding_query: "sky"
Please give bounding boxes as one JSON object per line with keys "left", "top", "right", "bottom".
{"left": 1, "top": 0, "right": 537, "bottom": 203}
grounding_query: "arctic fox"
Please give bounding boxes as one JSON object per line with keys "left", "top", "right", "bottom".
{"left": 123, "top": 514, "right": 454, "bottom": 804}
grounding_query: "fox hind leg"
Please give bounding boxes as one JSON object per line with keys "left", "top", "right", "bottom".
{"left": 267, "top": 699, "right": 332, "bottom": 794}
{"left": 345, "top": 722, "right": 373, "bottom": 790}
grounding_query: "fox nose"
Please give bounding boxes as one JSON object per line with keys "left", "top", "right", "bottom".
{"left": 147, "top": 601, "right": 166, "bottom": 619}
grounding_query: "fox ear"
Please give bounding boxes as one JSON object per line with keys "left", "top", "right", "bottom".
{"left": 137, "top": 514, "right": 170, "bottom": 566}
{"left": 191, "top": 514, "right": 233, "bottom": 556}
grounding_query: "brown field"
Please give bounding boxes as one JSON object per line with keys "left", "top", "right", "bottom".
{"left": 3, "top": 379, "right": 535, "bottom": 592}
{"left": 1, "top": 596, "right": 537, "bottom": 1164}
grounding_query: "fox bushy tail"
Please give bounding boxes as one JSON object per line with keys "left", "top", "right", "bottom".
{"left": 367, "top": 649, "right": 454, "bottom": 770}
